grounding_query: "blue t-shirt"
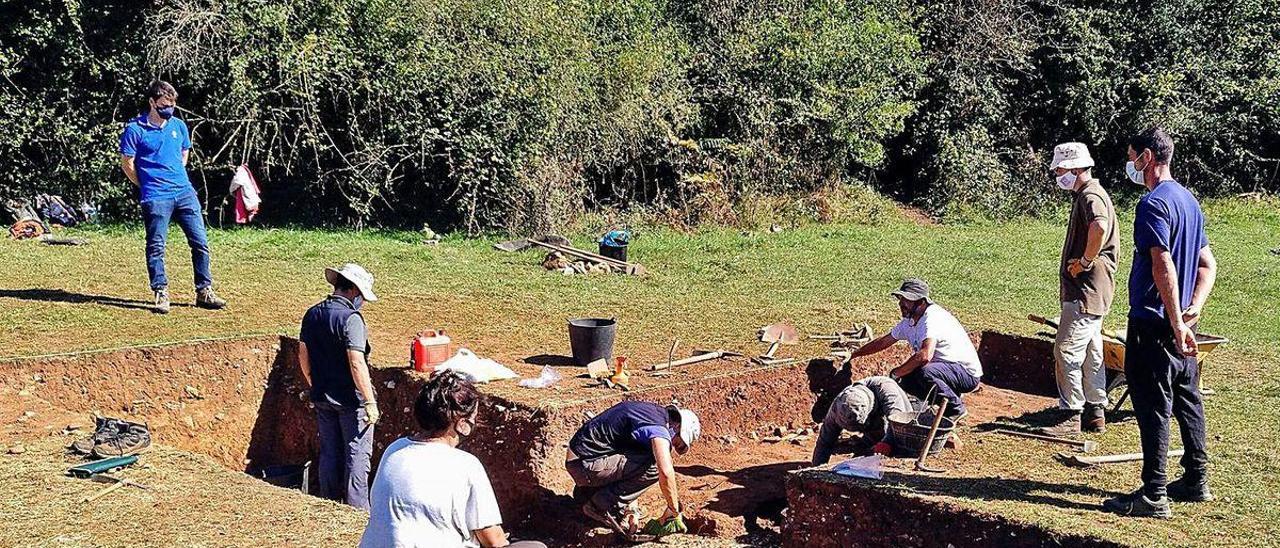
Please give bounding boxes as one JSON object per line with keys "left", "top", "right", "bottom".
{"left": 569, "top": 401, "right": 674, "bottom": 461}
{"left": 119, "top": 114, "right": 193, "bottom": 202}
{"left": 1128, "top": 180, "right": 1209, "bottom": 321}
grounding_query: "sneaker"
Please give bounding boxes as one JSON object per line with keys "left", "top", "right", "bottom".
{"left": 92, "top": 422, "right": 152, "bottom": 458}
{"left": 1168, "top": 476, "right": 1214, "bottom": 502}
{"left": 1102, "top": 488, "right": 1172, "bottom": 518}
{"left": 583, "top": 502, "right": 628, "bottom": 535}
{"left": 154, "top": 288, "right": 171, "bottom": 314}
{"left": 1036, "top": 410, "right": 1082, "bottom": 437}
{"left": 1082, "top": 403, "right": 1106, "bottom": 433}
{"left": 196, "top": 287, "right": 227, "bottom": 310}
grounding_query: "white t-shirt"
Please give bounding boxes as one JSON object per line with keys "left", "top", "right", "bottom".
{"left": 889, "top": 304, "right": 983, "bottom": 378}
{"left": 359, "top": 438, "right": 503, "bottom": 548}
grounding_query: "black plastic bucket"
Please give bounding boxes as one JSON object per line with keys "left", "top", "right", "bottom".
{"left": 568, "top": 317, "right": 617, "bottom": 367}
{"left": 598, "top": 242, "right": 628, "bottom": 262}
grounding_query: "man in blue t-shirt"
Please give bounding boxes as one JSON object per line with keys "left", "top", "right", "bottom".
{"left": 1103, "top": 127, "right": 1218, "bottom": 518}
{"left": 565, "top": 401, "right": 701, "bottom": 540}
{"left": 119, "top": 80, "right": 226, "bottom": 314}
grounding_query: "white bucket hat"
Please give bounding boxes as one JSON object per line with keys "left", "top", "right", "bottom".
{"left": 324, "top": 263, "right": 378, "bottom": 302}
{"left": 1050, "top": 142, "right": 1095, "bottom": 171}
{"left": 667, "top": 406, "right": 701, "bottom": 455}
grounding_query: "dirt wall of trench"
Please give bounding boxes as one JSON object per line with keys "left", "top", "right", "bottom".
{"left": 0, "top": 335, "right": 285, "bottom": 469}
{"left": 783, "top": 471, "right": 1123, "bottom": 548}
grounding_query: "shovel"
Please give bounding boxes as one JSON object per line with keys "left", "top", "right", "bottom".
{"left": 914, "top": 398, "right": 949, "bottom": 473}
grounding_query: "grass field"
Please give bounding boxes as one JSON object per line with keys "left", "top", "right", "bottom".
{"left": 2, "top": 196, "right": 1278, "bottom": 546}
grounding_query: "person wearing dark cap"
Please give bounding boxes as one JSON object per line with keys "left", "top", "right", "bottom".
{"left": 845, "top": 278, "right": 983, "bottom": 421}
{"left": 565, "top": 401, "right": 701, "bottom": 540}
{"left": 298, "top": 263, "right": 381, "bottom": 510}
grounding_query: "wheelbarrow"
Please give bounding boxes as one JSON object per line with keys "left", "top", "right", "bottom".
{"left": 1028, "top": 314, "right": 1229, "bottom": 411}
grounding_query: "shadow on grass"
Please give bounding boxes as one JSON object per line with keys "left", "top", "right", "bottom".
{"left": 880, "top": 470, "right": 1122, "bottom": 512}
{"left": 0, "top": 288, "right": 179, "bottom": 312}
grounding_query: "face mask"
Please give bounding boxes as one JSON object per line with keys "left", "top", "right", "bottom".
{"left": 351, "top": 295, "right": 364, "bottom": 309}
{"left": 1125, "top": 160, "right": 1145, "bottom": 186}
{"left": 1056, "top": 172, "right": 1077, "bottom": 191}
{"left": 156, "top": 106, "right": 176, "bottom": 119}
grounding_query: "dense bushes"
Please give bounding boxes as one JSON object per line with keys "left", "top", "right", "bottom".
{"left": 1, "top": 0, "right": 1276, "bottom": 228}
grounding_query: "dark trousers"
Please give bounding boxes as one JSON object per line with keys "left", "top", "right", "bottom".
{"left": 141, "top": 190, "right": 213, "bottom": 291}
{"left": 900, "top": 361, "right": 980, "bottom": 417}
{"left": 314, "top": 401, "right": 374, "bottom": 510}
{"left": 566, "top": 452, "right": 659, "bottom": 514}
{"left": 1125, "top": 317, "right": 1209, "bottom": 498}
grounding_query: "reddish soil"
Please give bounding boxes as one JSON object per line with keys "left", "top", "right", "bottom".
{"left": 0, "top": 330, "right": 1106, "bottom": 547}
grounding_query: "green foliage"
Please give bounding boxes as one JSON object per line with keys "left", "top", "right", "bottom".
{"left": 894, "top": 0, "right": 1280, "bottom": 220}
{"left": 2, "top": 0, "right": 1276, "bottom": 227}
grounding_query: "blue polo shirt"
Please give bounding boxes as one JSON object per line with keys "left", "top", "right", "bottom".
{"left": 1128, "top": 180, "right": 1209, "bottom": 322}
{"left": 119, "top": 114, "right": 193, "bottom": 202}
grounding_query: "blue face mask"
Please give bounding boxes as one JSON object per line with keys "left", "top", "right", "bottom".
{"left": 352, "top": 295, "right": 364, "bottom": 310}
{"left": 156, "top": 106, "right": 176, "bottom": 119}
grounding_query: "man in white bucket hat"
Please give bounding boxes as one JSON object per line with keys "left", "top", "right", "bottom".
{"left": 298, "top": 263, "right": 380, "bottom": 509}
{"left": 1043, "top": 142, "right": 1118, "bottom": 436}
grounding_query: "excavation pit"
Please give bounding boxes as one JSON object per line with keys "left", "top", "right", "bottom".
{"left": 0, "top": 329, "right": 1108, "bottom": 546}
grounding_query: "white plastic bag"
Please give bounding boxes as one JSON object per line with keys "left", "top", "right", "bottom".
{"left": 436, "top": 348, "right": 518, "bottom": 383}
{"left": 831, "top": 454, "right": 885, "bottom": 480}
{"left": 518, "top": 366, "right": 563, "bottom": 389}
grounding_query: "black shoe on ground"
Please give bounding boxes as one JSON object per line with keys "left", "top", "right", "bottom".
{"left": 1102, "top": 488, "right": 1172, "bottom": 518}
{"left": 1168, "top": 476, "right": 1214, "bottom": 502}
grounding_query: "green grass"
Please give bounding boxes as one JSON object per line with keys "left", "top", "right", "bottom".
{"left": 1, "top": 197, "right": 1278, "bottom": 546}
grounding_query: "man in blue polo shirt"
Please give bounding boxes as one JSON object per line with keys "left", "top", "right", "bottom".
{"left": 565, "top": 401, "right": 700, "bottom": 540}
{"left": 1103, "top": 127, "right": 1218, "bottom": 518}
{"left": 119, "top": 80, "right": 226, "bottom": 314}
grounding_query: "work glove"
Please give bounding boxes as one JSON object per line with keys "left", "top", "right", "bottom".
{"left": 363, "top": 402, "right": 381, "bottom": 426}
{"left": 640, "top": 513, "right": 688, "bottom": 536}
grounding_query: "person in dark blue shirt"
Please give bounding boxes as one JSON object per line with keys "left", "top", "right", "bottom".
{"left": 298, "top": 263, "right": 381, "bottom": 510}
{"left": 565, "top": 401, "right": 700, "bottom": 540}
{"left": 1103, "top": 127, "right": 1218, "bottom": 518}
{"left": 119, "top": 80, "right": 226, "bottom": 314}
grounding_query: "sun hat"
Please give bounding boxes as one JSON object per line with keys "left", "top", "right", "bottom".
{"left": 324, "top": 263, "right": 378, "bottom": 302}
{"left": 1050, "top": 142, "right": 1095, "bottom": 171}
{"left": 667, "top": 405, "right": 701, "bottom": 455}
{"left": 891, "top": 277, "right": 933, "bottom": 304}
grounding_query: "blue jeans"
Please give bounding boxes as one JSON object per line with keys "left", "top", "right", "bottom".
{"left": 141, "top": 190, "right": 212, "bottom": 291}
{"left": 314, "top": 400, "right": 374, "bottom": 510}
{"left": 900, "top": 361, "right": 980, "bottom": 418}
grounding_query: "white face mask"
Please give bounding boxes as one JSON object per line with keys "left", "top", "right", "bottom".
{"left": 1056, "top": 172, "right": 1077, "bottom": 191}
{"left": 1125, "top": 161, "right": 1145, "bottom": 186}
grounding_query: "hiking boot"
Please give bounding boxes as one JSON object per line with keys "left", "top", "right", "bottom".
{"left": 196, "top": 287, "right": 227, "bottom": 310}
{"left": 1082, "top": 403, "right": 1106, "bottom": 433}
{"left": 91, "top": 422, "right": 152, "bottom": 458}
{"left": 1102, "top": 488, "right": 1172, "bottom": 518}
{"left": 68, "top": 416, "right": 124, "bottom": 455}
{"left": 1167, "top": 476, "right": 1214, "bottom": 502}
{"left": 1035, "top": 409, "right": 1081, "bottom": 437}
{"left": 153, "top": 288, "right": 171, "bottom": 314}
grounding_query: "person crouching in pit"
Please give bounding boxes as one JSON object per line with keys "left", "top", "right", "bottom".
{"left": 565, "top": 401, "right": 701, "bottom": 540}
{"left": 812, "top": 376, "right": 912, "bottom": 465}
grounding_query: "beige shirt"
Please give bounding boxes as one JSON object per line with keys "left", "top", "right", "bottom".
{"left": 1060, "top": 179, "right": 1119, "bottom": 316}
